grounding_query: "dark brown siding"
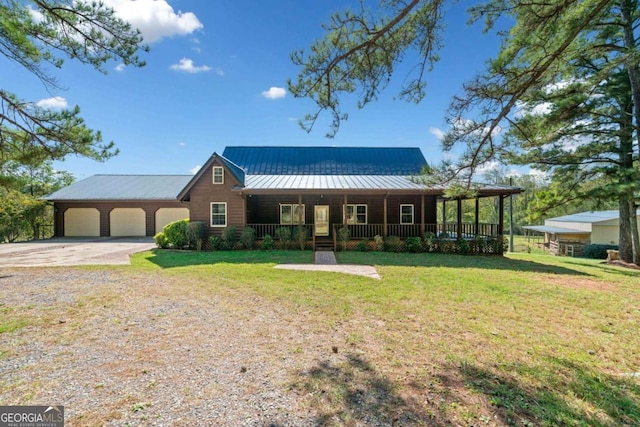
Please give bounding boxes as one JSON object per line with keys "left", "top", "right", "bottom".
{"left": 246, "top": 193, "right": 438, "bottom": 226}
{"left": 53, "top": 201, "right": 186, "bottom": 237}
{"left": 182, "top": 159, "right": 245, "bottom": 237}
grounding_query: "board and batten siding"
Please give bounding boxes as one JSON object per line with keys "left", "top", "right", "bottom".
{"left": 246, "top": 194, "right": 438, "bottom": 226}
{"left": 182, "top": 160, "right": 245, "bottom": 236}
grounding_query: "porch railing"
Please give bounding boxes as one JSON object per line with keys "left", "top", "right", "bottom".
{"left": 247, "top": 224, "right": 313, "bottom": 239}
{"left": 247, "top": 223, "right": 500, "bottom": 239}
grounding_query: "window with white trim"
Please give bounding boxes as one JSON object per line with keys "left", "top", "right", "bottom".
{"left": 212, "top": 166, "right": 224, "bottom": 184}
{"left": 345, "top": 204, "right": 367, "bottom": 224}
{"left": 400, "top": 204, "right": 414, "bottom": 225}
{"left": 210, "top": 202, "right": 227, "bottom": 227}
{"left": 280, "top": 204, "right": 305, "bottom": 224}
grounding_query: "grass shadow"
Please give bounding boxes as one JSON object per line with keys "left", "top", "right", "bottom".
{"left": 141, "top": 249, "right": 313, "bottom": 269}
{"left": 459, "top": 358, "right": 640, "bottom": 426}
{"left": 336, "top": 252, "right": 593, "bottom": 276}
{"left": 292, "top": 353, "right": 446, "bottom": 426}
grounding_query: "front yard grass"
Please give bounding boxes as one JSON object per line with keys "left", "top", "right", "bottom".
{"left": 135, "top": 249, "right": 640, "bottom": 425}
{"left": 2, "top": 249, "right": 639, "bottom": 426}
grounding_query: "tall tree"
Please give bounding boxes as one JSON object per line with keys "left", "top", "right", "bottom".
{"left": 290, "top": 0, "right": 640, "bottom": 262}
{"left": 0, "top": 0, "right": 148, "bottom": 166}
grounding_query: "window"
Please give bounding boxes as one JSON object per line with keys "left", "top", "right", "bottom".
{"left": 345, "top": 204, "right": 367, "bottom": 224}
{"left": 212, "top": 166, "right": 224, "bottom": 184}
{"left": 210, "top": 202, "right": 227, "bottom": 227}
{"left": 400, "top": 204, "right": 414, "bottom": 225}
{"left": 280, "top": 204, "right": 305, "bottom": 224}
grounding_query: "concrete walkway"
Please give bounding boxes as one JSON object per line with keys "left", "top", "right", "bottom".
{"left": 274, "top": 250, "right": 381, "bottom": 279}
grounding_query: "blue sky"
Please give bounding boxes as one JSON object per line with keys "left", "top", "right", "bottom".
{"left": 9, "top": 0, "right": 509, "bottom": 179}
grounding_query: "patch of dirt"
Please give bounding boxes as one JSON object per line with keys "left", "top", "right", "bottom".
{"left": 542, "top": 275, "right": 615, "bottom": 291}
{"left": 605, "top": 260, "right": 640, "bottom": 270}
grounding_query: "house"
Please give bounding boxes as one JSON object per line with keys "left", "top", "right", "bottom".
{"left": 523, "top": 210, "right": 640, "bottom": 256}
{"left": 47, "top": 146, "right": 521, "bottom": 250}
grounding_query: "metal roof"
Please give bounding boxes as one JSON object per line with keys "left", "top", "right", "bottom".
{"left": 523, "top": 225, "right": 588, "bottom": 234}
{"left": 244, "top": 174, "right": 426, "bottom": 190}
{"left": 46, "top": 175, "right": 193, "bottom": 200}
{"left": 222, "top": 146, "right": 427, "bottom": 175}
{"left": 243, "top": 175, "right": 522, "bottom": 194}
{"left": 546, "top": 210, "right": 632, "bottom": 224}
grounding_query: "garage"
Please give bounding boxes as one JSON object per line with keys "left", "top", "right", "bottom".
{"left": 155, "top": 207, "right": 190, "bottom": 234}
{"left": 64, "top": 208, "right": 100, "bottom": 237}
{"left": 110, "top": 208, "right": 146, "bottom": 236}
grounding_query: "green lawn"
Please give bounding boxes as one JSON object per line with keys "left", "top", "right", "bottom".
{"left": 129, "top": 249, "right": 640, "bottom": 426}
{"left": 3, "top": 249, "right": 639, "bottom": 426}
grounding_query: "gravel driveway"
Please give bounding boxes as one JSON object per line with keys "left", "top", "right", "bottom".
{"left": 0, "top": 267, "right": 385, "bottom": 426}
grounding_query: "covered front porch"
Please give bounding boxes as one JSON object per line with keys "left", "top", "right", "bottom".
{"left": 240, "top": 189, "right": 513, "bottom": 252}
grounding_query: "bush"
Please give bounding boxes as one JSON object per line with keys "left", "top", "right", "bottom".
{"left": 385, "top": 235, "right": 401, "bottom": 252}
{"left": 154, "top": 232, "right": 169, "bottom": 249}
{"left": 240, "top": 227, "right": 257, "bottom": 250}
{"left": 293, "top": 226, "right": 309, "bottom": 250}
{"left": 208, "top": 236, "right": 223, "bottom": 251}
{"left": 337, "top": 226, "right": 350, "bottom": 251}
{"left": 455, "top": 238, "right": 471, "bottom": 254}
{"left": 406, "top": 236, "right": 422, "bottom": 253}
{"left": 163, "top": 219, "right": 189, "bottom": 249}
{"left": 275, "top": 227, "right": 292, "bottom": 249}
{"left": 188, "top": 221, "right": 208, "bottom": 251}
{"left": 583, "top": 244, "right": 618, "bottom": 259}
{"left": 373, "top": 234, "right": 384, "bottom": 251}
{"left": 356, "top": 239, "right": 369, "bottom": 252}
{"left": 423, "top": 232, "right": 435, "bottom": 252}
{"left": 262, "top": 234, "right": 274, "bottom": 250}
{"left": 221, "top": 226, "right": 238, "bottom": 250}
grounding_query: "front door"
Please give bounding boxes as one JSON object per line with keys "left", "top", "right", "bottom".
{"left": 314, "top": 205, "right": 329, "bottom": 237}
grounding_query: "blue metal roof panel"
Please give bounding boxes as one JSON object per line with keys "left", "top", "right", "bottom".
{"left": 46, "top": 175, "right": 192, "bottom": 200}
{"left": 222, "top": 146, "right": 427, "bottom": 175}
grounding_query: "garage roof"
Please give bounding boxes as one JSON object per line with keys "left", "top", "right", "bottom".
{"left": 46, "top": 175, "right": 193, "bottom": 200}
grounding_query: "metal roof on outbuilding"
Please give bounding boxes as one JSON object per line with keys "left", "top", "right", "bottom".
{"left": 46, "top": 175, "right": 193, "bottom": 200}
{"left": 523, "top": 225, "right": 588, "bottom": 234}
{"left": 546, "top": 210, "right": 622, "bottom": 224}
{"left": 222, "top": 146, "right": 427, "bottom": 175}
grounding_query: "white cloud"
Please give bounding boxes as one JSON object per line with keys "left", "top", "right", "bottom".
{"left": 214, "top": 67, "right": 224, "bottom": 77}
{"left": 170, "top": 58, "right": 211, "bottom": 73}
{"left": 475, "top": 160, "right": 501, "bottom": 177}
{"left": 261, "top": 87, "right": 286, "bottom": 100}
{"left": 179, "top": 142, "right": 186, "bottom": 147}
{"left": 115, "top": 63, "right": 125, "bottom": 72}
{"left": 528, "top": 168, "right": 550, "bottom": 182}
{"left": 103, "top": 0, "right": 203, "bottom": 43}
{"left": 190, "top": 165, "right": 201, "bottom": 175}
{"left": 429, "top": 127, "right": 446, "bottom": 141}
{"left": 36, "top": 96, "right": 67, "bottom": 109}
